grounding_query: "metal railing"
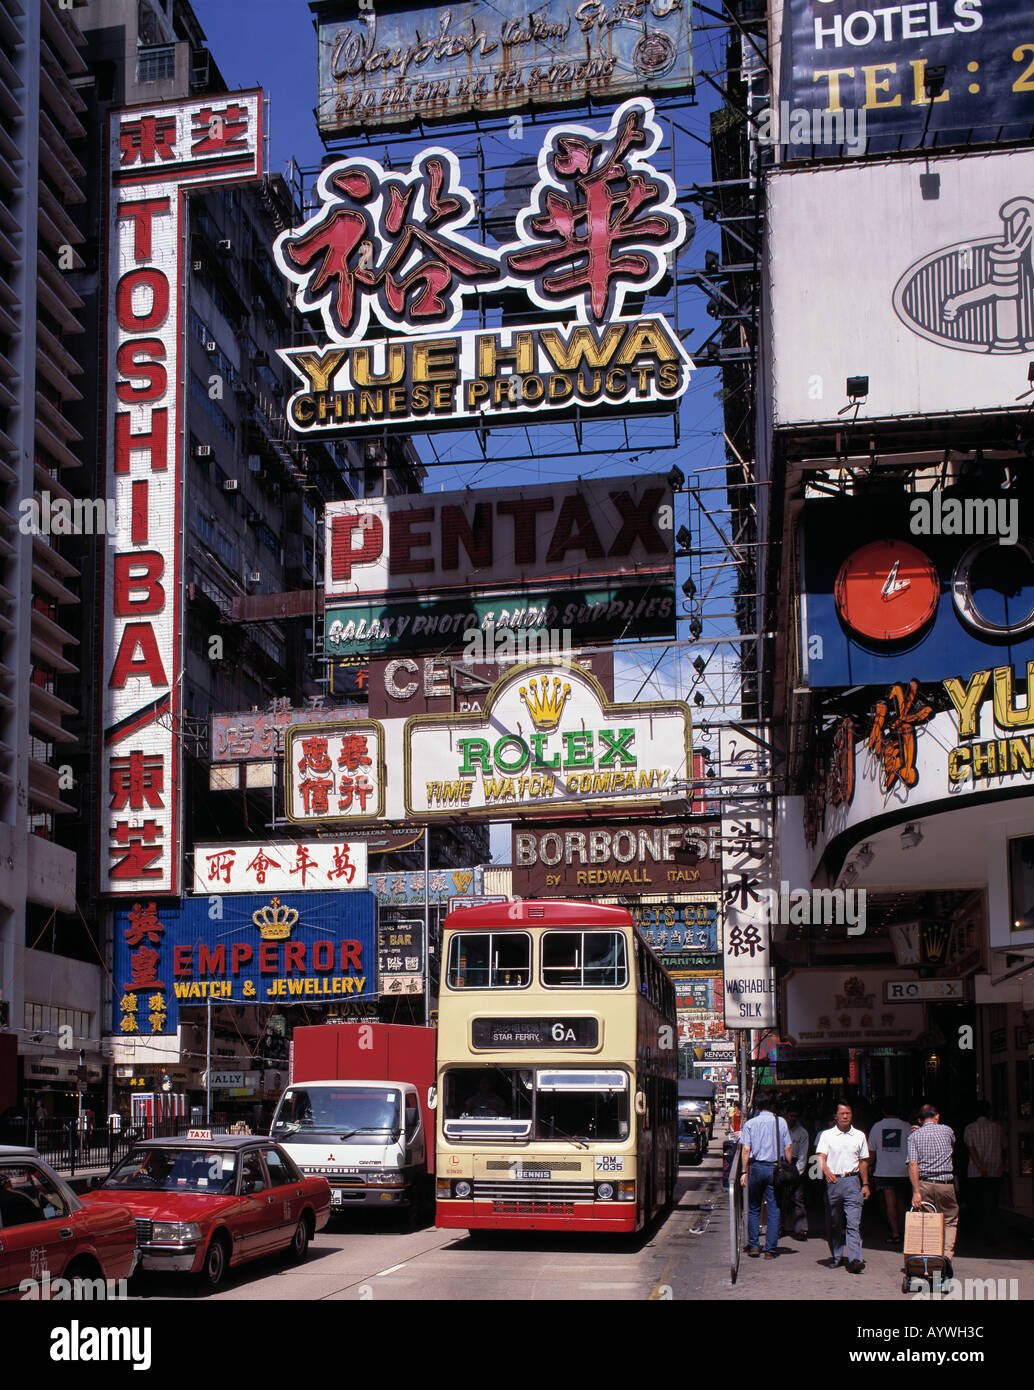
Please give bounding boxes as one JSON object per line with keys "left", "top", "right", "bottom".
{"left": 5, "top": 1118, "right": 195, "bottom": 1177}
{"left": 727, "top": 1138, "right": 746, "bottom": 1285}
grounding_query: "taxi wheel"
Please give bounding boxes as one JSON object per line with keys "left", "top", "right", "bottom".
{"left": 288, "top": 1216, "right": 310, "bottom": 1264}
{"left": 200, "top": 1233, "right": 229, "bottom": 1290}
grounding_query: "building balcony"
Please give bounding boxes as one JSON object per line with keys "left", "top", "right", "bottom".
{"left": 28, "top": 758, "right": 75, "bottom": 816}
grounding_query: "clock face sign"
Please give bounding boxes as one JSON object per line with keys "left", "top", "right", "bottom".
{"left": 834, "top": 540, "right": 940, "bottom": 643}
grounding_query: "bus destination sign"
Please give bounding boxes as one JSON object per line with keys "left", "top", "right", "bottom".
{"left": 471, "top": 1017, "right": 599, "bottom": 1049}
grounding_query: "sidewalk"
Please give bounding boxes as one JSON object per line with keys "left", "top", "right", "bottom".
{"left": 723, "top": 1185, "right": 1034, "bottom": 1301}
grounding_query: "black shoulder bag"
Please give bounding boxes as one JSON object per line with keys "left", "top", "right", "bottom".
{"left": 774, "top": 1114, "right": 796, "bottom": 1187}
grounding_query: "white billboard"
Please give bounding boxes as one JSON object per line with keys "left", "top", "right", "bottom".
{"left": 192, "top": 840, "right": 368, "bottom": 895}
{"left": 767, "top": 147, "right": 1034, "bottom": 426}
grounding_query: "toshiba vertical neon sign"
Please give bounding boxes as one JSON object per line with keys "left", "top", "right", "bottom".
{"left": 100, "top": 93, "right": 263, "bottom": 896}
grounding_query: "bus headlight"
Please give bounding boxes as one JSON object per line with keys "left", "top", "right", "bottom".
{"left": 616, "top": 1181, "right": 636, "bottom": 1202}
{"left": 454, "top": 1180, "right": 472, "bottom": 1198}
{"left": 596, "top": 1182, "right": 615, "bottom": 1200}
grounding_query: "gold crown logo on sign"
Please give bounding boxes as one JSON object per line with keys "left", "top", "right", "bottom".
{"left": 252, "top": 897, "right": 299, "bottom": 941}
{"left": 519, "top": 677, "right": 571, "bottom": 732}
{"left": 922, "top": 922, "right": 951, "bottom": 964}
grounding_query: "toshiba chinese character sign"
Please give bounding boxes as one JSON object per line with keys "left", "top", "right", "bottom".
{"left": 274, "top": 99, "right": 692, "bottom": 433}
{"left": 284, "top": 724, "right": 386, "bottom": 825}
{"left": 100, "top": 93, "right": 263, "bottom": 896}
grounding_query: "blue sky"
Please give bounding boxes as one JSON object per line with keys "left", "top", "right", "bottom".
{"left": 192, "top": 2, "right": 739, "bottom": 728}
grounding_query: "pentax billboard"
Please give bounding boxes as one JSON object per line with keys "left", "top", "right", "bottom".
{"left": 100, "top": 93, "right": 263, "bottom": 896}
{"left": 767, "top": 147, "right": 1034, "bottom": 427}
{"left": 324, "top": 476, "right": 674, "bottom": 601}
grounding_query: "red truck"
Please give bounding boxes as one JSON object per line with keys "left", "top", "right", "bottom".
{"left": 270, "top": 1024, "right": 435, "bottom": 1215}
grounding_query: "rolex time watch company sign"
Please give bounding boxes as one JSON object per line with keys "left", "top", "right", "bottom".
{"left": 405, "top": 662, "right": 691, "bottom": 818}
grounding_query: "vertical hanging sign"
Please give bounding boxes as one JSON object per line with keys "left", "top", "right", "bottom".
{"left": 100, "top": 92, "right": 263, "bottom": 895}
{"left": 720, "top": 731, "right": 777, "bottom": 1030}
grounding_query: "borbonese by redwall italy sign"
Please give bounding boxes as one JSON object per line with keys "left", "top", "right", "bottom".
{"left": 404, "top": 661, "right": 692, "bottom": 819}
{"left": 273, "top": 99, "right": 692, "bottom": 433}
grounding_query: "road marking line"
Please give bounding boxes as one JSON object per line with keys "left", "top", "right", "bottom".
{"left": 376, "top": 1262, "right": 407, "bottom": 1276}
{"left": 648, "top": 1257, "right": 675, "bottom": 1300}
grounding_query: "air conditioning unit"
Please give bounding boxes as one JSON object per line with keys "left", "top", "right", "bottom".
{"left": 203, "top": 339, "right": 217, "bottom": 353}
{"left": 217, "top": 239, "right": 232, "bottom": 254}
{"left": 247, "top": 571, "right": 261, "bottom": 585}
{"left": 192, "top": 259, "right": 203, "bottom": 271}
{"left": 194, "top": 444, "right": 212, "bottom": 457}
{"left": 223, "top": 479, "right": 239, "bottom": 492}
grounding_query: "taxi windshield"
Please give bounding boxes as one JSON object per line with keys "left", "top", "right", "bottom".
{"left": 101, "top": 1147, "right": 239, "bottom": 1194}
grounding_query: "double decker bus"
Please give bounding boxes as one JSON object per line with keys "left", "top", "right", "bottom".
{"left": 434, "top": 900, "right": 677, "bottom": 1233}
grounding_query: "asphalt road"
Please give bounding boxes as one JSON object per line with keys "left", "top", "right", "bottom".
{"left": 126, "top": 1145, "right": 729, "bottom": 1302}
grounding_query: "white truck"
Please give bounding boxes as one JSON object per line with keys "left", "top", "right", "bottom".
{"left": 269, "top": 1024, "right": 435, "bottom": 1214}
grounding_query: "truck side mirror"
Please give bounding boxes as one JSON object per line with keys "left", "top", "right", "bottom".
{"left": 634, "top": 1092, "right": 647, "bottom": 1116}
{"left": 427, "top": 1085, "right": 438, "bottom": 1111}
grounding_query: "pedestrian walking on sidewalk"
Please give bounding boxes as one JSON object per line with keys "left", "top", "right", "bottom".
{"left": 816, "top": 1101, "right": 870, "bottom": 1274}
{"left": 781, "top": 1106, "right": 810, "bottom": 1240}
{"left": 739, "top": 1092, "right": 792, "bottom": 1259}
{"left": 963, "top": 1101, "right": 1005, "bottom": 1245}
{"left": 867, "top": 1098, "right": 910, "bottom": 1245}
{"left": 909, "top": 1103, "right": 958, "bottom": 1271}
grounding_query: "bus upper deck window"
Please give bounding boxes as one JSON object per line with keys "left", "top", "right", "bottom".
{"left": 446, "top": 932, "right": 531, "bottom": 989}
{"left": 541, "top": 931, "right": 628, "bottom": 988}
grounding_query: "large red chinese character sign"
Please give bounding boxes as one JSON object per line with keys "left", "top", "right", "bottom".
{"left": 100, "top": 93, "right": 263, "bottom": 896}
{"left": 278, "top": 149, "right": 497, "bottom": 342}
{"left": 500, "top": 101, "right": 685, "bottom": 324}
{"left": 274, "top": 99, "right": 692, "bottom": 434}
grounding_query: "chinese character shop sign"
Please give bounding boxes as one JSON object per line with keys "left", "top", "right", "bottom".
{"left": 192, "top": 840, "right": 368, "bottom": 894}
{"left": 113, "top": 891, "right": 376, "bottom": 1036}
{"left": 314, "top": 0, "right": 694, "bottom": 135}
{"left": 273, "top": 99, "right": 692, "bottom": 433}
{"left": 100, "top": 93, "right": 263, "bottom": 896}
{"left": 286, "top": 724, "right": 385, "bottom": 823}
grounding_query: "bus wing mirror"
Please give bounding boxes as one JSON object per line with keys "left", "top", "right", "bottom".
{"left": 634, "top": 1091, "right": 647, "bottom": 1116}
{"left": 427, "top": 1085, "right": 438, "bottom": 1111}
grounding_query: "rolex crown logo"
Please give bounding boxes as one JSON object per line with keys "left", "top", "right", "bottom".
{"left": 253, "top": 896, "right": 299, "bottom": 941}
{"left": 519, "top": 676, "right": 571, "bottom": 732}
{"left": 923, "top": 922, "right": 950, "bottom": 963}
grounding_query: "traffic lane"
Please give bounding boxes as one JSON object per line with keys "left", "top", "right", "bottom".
{"left": 131, "top": 1154, "right": 728, "bottom": 1301}
{"left": 128, "top": 1213, "right": 457, "bottom": 1301}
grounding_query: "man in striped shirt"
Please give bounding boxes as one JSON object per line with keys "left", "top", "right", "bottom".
{"left": 907, "top": 1103, "right": 957, "bottom": 1267}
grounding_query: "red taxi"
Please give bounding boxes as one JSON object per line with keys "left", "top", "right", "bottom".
{"left": 0, "top": 1145, "right": 137, "bottom": 1299}
{"left": 82, "top": 1133, "right": 330, "bottom": 1289}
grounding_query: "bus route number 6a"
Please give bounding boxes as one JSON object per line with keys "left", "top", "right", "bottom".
{"left": 552, "top": 1022, "right": 576, "bottom": 1042}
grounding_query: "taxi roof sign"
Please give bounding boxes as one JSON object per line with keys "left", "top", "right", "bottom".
{"left": 186, "top": 1128, "right": 212, "bottom": 1139}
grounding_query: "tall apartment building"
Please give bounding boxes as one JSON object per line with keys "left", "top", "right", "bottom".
{"left": 0, "top": 0, "right": 105, "bottom": 1121}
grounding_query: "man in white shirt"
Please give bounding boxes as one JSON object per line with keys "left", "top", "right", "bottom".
{"left": 867, "top": 1098, "right": 910, "bottom": 1245}
{"left": 816, "top": 1101, "right": 871, "bottom": 1273}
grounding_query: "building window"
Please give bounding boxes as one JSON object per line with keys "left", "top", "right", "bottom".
{"left": 137, "top": 43, "right": 175, "bottom": 83}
